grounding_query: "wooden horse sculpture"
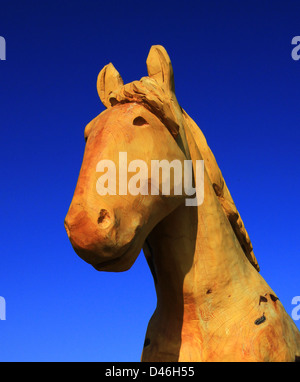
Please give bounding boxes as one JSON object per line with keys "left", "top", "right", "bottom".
{"left": 65, "top": 45, "right": 300, "bottom": 361}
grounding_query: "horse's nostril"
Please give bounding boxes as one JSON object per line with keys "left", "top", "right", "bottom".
{"left": 97, "top": 209, "right": 111, "bottom": 228}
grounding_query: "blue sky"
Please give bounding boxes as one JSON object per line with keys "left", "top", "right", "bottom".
{"left": 0, "top": 0, "right": 299, "bottom": 361}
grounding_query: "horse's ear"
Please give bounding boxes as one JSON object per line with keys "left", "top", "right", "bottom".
{"left": 97, "top": 63, "right": 124, "bottom": 108}
{"left": 146, "top": 45, "right": 175, "bottom": 95}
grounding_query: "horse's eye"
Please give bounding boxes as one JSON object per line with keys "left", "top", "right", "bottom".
{"left": 84, "top": 135, "right": 88, "bottom": 143}
{"left": 133, "top": 116, "right": 148, "bottom": 126}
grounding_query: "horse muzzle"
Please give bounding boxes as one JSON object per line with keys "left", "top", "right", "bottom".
{"left": 64, "top": 203, "right": 118, "bottom": 266}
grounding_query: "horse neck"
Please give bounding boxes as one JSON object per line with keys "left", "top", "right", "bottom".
{"left": 147, "top": 114, "right": 254, "bottom": 318}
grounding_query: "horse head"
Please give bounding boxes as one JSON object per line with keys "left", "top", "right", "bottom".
{"left": 64, "top": 46, "right": 191, "bottom": 272}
